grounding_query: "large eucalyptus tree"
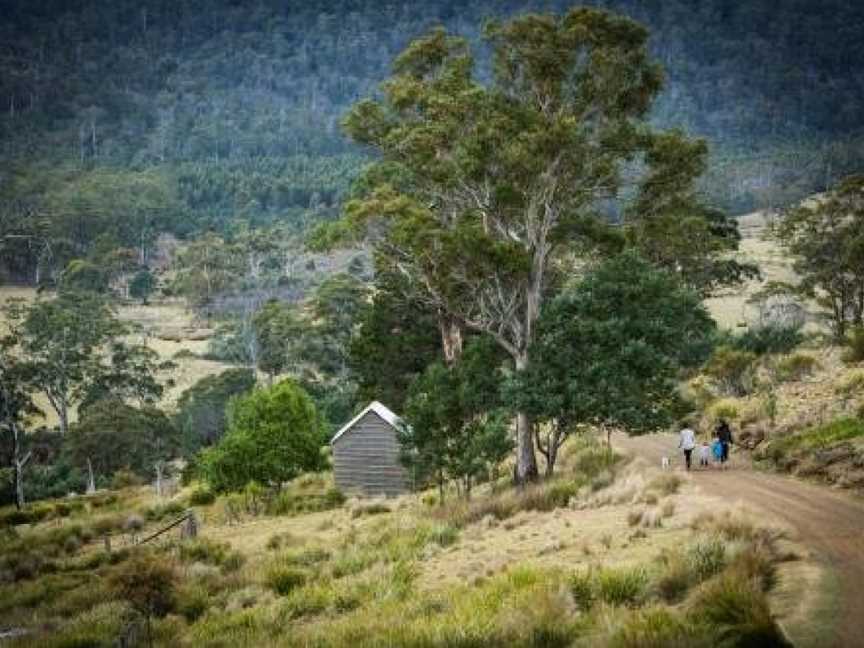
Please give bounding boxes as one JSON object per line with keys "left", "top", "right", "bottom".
{"left": 341, "top": 8, "right": 712, "bottom": 482}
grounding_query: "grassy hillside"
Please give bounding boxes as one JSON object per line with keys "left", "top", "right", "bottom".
{"left": 0, "top": 438, "right": 809, "bottom": 647}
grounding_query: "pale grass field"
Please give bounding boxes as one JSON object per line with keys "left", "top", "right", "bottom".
{"left": 0, "top": 288, "right": 236, "bottom": 426}
{"left": 704, "top": 210, "right": 804, "bottom": 329}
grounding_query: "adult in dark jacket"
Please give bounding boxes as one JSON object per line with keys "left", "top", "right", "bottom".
{"left": 716, "top": 419, "right": 734, "bottom": 468}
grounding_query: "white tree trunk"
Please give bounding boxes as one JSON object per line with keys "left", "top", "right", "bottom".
{"left": 86, "top": 458, "right": 96, "bottom": 494}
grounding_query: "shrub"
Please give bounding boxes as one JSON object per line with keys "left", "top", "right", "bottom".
{"left": 350, "top": 502, "right": 391, "bottom": 518}
{"left": 198, "top": 379, "right": 327, "bottom": 492}
{"left": 704, "top": 347, "right": 758, "bottom": 396}
{"left": 427, "top": 523, "right": 459, "bottom": 548}
{"left": 175, "top": 582, "right": 211, "bottom": 622}
{"left": 648, "top": 474, "right": 682, "bottom": 496}
{"left": 655, "top": 554, "right": 694, "bottom": 603}
{"left": 610, "top": 607, "right": 708, "bottom": 648}
{"left": 728, "top": 542, "right": 778, "bottom": 592}
{"left": 189, "top": 487, "right": 216, "bottom": 507}
{"left": 775, "top": 353, "right": 818, "bottom": 382}
{"left": 91, "top": 514, "right": 124, "bottom": 536}
{"left": 729, "top": 324, "right": 804, "bottom": 356}
{"left": 142, "top": 501, "right": 186, "bottom": 522}
{"left": 109, "top": 552, "right": 178, "bottom": 620}
{"left": 267, "top": 565, "right": 307, "bottom": 595}
{"left": 688, "top": 573, "right": 788, "bottom": 647}
{"left": 281, "top": 582, "right": 334, "bottom": 620}
{"left": 569, "top": 567, "right": 648, "bottom": 609}
{"left": 281, "top": 547, "right": 331, "bottom": 567}
{"left": 689, "top": 538, "right": 727, "bottom": 581}
{"left": 111, "top": 469, "right": 144, "bottom": 490}
{"left": 836, "top": 371, "right": 864, "bottom": 396}
{"left": 708, "top": 399, "right": 740, "bottom": 423}
{"left": 178, "top": 539, "right": 229, "bottom": 566}
{"left": 843, "top": 326, "right": 864, "bottom": 364}
{"left": 596, "top": 567, "right": 649, "bottom": 607}
{"left": 330, "top": 548, "right": 378, "bottom": 579}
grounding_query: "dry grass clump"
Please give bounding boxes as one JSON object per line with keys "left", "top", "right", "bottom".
{"left": 647, "top": 474, "right": 682, "bottom": 497}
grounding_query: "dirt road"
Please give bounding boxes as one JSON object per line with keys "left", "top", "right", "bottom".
{"left": 614, "top": 432, "right": 864, "bottom": 648}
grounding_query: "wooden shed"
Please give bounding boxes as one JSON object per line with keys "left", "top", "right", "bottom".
{"left": 330, "top": 401, "right": 410, "bottom": 497}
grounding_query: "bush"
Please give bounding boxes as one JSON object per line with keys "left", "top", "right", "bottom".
{"left": 427, "top": 524, "right": 459, "bottom": 548}
{"left": 111, "top": 469, "right": 144, "bottom": 490}
{"left": 142, "top": 501, "right": 186, "bottom": 522}
{"left": 350, "top": 502, "right": 391, "bottom": 518}
{"left": 610, "top": 607, "right": 707, "bottom": 648}
{"left": 655, "top": 554, "right": 694, "bottom": 603}
{"left": 266, "top": 565, "right": 307, "bottom": 596}
{"left": 705, "top": 347, "right": 758, "bottom": 396}
{"left": 596, "top": 567, "right": 649, "bottom": 607}
{"left": 648, "top": 474, "right": 682, "bottom": 496}
{"left": 109, "top": 552, "right": 178, "bottom": 619}
{"left": 569, "top": 567, "right": 648, "bottom": 609}
{"left": 728, "top": 324, "right": 805, "bottom": 356}
{"left": 175, "top": 582, "right": 211, "bottom": 622}
{"left": 836, "top": 371, "right": 864, "bottom": 396}
{"left": 775, "top": 353, "right": 818, "bottom": 382}
{"left": 189, "top": 488, "right": 216, "bottom": 507}
{"left": 687, "top": 573, "right": 789, "bottom": 647}
{"left": 843, "top": 326, "right": 864, "bottom": 364}
{"left": 198, "top": 379, "right": 327, "bottom": 492}
{"left": 178, "top": 539, "right": 230, "bottom": 566}
{"left": 280, "top": 547, "right": 331, "bottom": 567}
{"left": 689, "top": 538, "right": 727, "bottom": 581}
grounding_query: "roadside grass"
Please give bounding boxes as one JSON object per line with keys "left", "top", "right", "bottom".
{"left": 1, "top": 437, "right": 791, "bottom": 648}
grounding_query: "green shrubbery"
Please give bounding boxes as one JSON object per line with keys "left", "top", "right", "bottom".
{"left": 720, "top": 324, "right": 805, "bottom": 356}
{"left": 843, "top": 326, "right": 864, "bottom": 364}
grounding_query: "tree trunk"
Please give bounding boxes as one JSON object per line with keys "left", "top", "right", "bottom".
{"left": 86, "top": 458, "right": 96, "bottom": 494}
{"left": 438, "top": 471, "right": 445, "bottom": 505}
{"left": 56, "top": 402, "right": 69, "bottom": 437}
{"left": 545, "top": 428, "right": 561, "bottom": 478}
{"left": 514, "top": 354, "right": 539, "bottom": 485}
{"left": 155, "top": 462, "right": 164, "bottom": 498}
{"left": 438, "top": 312, "right": 463, "bottom": 366}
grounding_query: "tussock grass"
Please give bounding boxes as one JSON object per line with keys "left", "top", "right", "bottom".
{"left": 647, "top": 474, "right": 682, "bottom": 497}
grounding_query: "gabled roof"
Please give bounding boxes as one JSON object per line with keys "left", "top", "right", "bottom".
{"left": 330, "top": 401, "right": 403, "bottom": 445}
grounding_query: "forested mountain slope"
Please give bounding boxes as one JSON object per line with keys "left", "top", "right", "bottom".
{"left": 1, "top": 0, "right": 863, "bottom": 282}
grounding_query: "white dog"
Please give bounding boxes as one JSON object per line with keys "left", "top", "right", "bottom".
{"left": 661, "top": 456, "right": 671, "bottom": 471}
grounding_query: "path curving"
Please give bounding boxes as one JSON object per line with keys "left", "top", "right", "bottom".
{"left": 614, "top": 432, "right": 864, "bottom": 648}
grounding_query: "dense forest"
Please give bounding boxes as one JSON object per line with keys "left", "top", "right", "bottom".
{"left": 1, "top": 0, "right": 864, "bottom": 284}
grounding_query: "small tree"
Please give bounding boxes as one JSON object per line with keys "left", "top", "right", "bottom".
{"left": 0, "top": 338, "right": 42, "bottom": 508}
{"left": 129, "top": 269, "right": 157, "bottom": 304}
{"left": 66, "top": 400, "right": 181, "bottom": 487}
{"left": 174, "top": 368, "right": 257, "bottom": 452}
{"left": 199, "top": 379, "right": 326, "bottom": 492}
{"left": 2, "top": 291, "right": 158, "bottom": 436}
{"left": 252, "top": 300, "right": 301, "bottom": 382}
{"left": 109, "top": 552, "right": 177, "bottom": 648}
{"left": 401, "top": 338, "right": 512, "bottom": 501}
{"left": 772, "top": 175, "right": 864, "bottom": 340}
{"left": 513, "top": 253, "right": 715, "bottom": 475}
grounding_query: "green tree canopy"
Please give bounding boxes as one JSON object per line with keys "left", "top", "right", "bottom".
{"left": 199, "top": 379, "right": 326, "bottom": 492}
{"left": 772, "top": 174, "right": 864, "bottom": 339}
{"left": 67, "top": 399, "right": 181, "bottom": 485}
{"left": 512, "top": 253, "right": 715, "bottom": 474}
{"left": 340, "top": 8, "right": 717, "bottom": 482}
{"left": 401, "top": 337, "right": 512, "bottom": 500}
{"left": 174, "top": 368, "right": 257, "bottom": 452}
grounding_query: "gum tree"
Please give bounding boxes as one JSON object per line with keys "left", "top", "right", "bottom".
{"left": 340, "top": 9, "right": 710, "bottom": 482}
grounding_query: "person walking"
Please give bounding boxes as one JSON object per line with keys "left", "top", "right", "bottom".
{"left": 678, "top": 423, "right": 697, "bottom": 471}
{"left": 716, "top": 419, "right": 734, "bottom": 469}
